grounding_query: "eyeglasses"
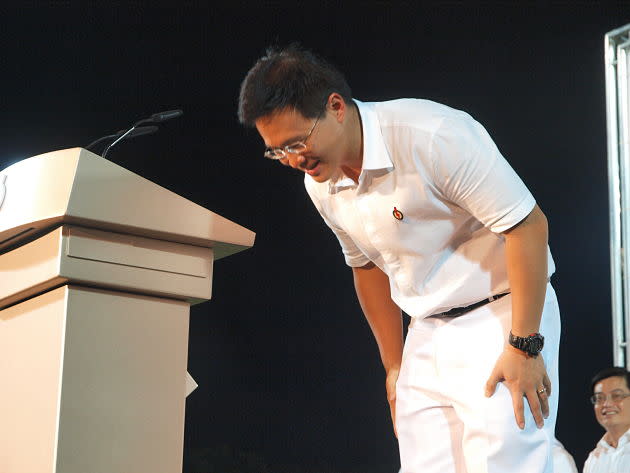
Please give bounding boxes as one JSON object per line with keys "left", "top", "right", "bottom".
{"left": 264, "top": 113, "right": 322, "bottom": 160}
{"left": 590, "top": 390, "right": 630, "bottom": 405}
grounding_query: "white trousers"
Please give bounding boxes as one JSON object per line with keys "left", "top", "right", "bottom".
{"left": 396, "top": 283, "right": 561, "bottom": 473}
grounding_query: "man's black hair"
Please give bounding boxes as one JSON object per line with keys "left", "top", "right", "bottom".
{"left": 238, "top": 43, "right": 352, "bottom": 127}
{"left": 591, "top": 367, "right": 630, "bottom": 393}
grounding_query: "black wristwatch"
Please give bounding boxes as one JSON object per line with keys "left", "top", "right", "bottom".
{"left": 508, "top": 331, "right": 544, "bottom": 357}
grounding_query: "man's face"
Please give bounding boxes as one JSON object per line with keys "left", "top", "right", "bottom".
{"left": 593, "top": 376, "right": 630, "bottom": 433}
{"left": 255, "top": 106, "right": 344, "bottom": 183}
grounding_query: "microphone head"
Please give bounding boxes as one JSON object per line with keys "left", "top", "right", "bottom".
{"left": 150, "top": 109, "right": 183, "bottom": 122}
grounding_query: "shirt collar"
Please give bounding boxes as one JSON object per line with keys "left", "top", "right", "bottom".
{"left": 328, "top": 99, "right": 394, "bottom": 193}
{"left": 599, "top": 427, "right": 630, "bottom": 449}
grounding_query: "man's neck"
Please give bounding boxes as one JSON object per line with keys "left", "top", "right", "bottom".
{"left": 604, "top": 425, "right": 630, "bottom": 448}
{"left": 340, "top": 102, "right": 363, "bottom": 184}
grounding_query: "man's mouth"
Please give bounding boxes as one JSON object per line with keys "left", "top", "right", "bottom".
{"left": 306, "top": 160, "right": 321, "bottom": 176}
{"left": 602, "top": 409, "right": 619, "bottom": 416}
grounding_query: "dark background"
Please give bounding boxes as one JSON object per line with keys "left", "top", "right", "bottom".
{"left": 1, "top": 2, "right": 629, "bottom": 472}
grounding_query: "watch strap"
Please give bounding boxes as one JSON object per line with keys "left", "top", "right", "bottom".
{"left": 508, "top": 331, "right": 544, "bottom": 357}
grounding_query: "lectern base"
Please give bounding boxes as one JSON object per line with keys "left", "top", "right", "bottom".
{"left": 0, "top": 285, "right": 190, "bottom": 473}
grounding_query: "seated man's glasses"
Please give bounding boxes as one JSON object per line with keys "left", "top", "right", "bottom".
{"left": 590, "top": 390, "right": 630, "bottom": 405}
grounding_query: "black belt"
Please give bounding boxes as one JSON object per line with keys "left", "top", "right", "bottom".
{"left": 432, "top": 292, "right": 510, "bottom": 318}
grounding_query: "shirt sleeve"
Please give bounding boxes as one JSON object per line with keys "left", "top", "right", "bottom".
{"left": 582, "top": 451, "right": 595, "bottom": 473}
{"left": 304, "top": 178, "right": 371, "bottom": 268}
{"left": 429, "top": 113, "right": 536, "bottom": 233}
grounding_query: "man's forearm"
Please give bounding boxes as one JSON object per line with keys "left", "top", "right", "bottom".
{"left": 503, "top": 204, "right": 549, "bottom": 337}
{"left": 352, "top": 262, "right": 403, "bottom": 372}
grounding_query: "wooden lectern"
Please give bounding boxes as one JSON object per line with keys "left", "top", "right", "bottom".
{"left": 0, "top": 148, "right": 255, "bottom": 473}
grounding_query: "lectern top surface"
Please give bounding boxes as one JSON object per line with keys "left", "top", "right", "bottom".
{"left": 0, "top": 148, "right": 255, "bottom": 257}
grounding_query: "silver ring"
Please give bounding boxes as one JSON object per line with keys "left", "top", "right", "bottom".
{"left": 537, "top": 387, "right": 546, "bottom": 394}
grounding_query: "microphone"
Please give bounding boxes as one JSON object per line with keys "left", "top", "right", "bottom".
{"left": 85, "top": 126, "right": 159, "bottom": 151}
{"left": 150, "top": 110, "right": 183, "bottom": 122}
{"left": 101, "top": 109, "right": 183, "bottom": 159}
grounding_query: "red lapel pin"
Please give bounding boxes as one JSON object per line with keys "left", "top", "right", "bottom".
{"left": 393, "top": 207, "right": 404, "bottom": 221}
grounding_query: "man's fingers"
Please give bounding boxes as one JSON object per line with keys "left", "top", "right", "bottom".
{"left": 388, "top": 397, "right": 397, "bottom": 438}
{"left": 525, "top": 391, "right": 545, "bottom": 429}
{"left": 538, "top": 389, "right": 550, "bottom": 419}
{"left": 384, "top": 371, "right": 399, "bottom": 438}
{"left": 485, "top": 372, "right": 500, "bottom": 397}
{"left": 509, "top": 388, "right": 525, "bottom": 429}
{"left": 539, "top": 372, "right": 551, "bottom": 418}
{"left": 543, "top": 373, "right": 552, "bottom": 398}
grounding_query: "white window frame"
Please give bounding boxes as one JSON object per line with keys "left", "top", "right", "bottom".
{"left": 606, "top": 24, "right": 630, "bottom": 368}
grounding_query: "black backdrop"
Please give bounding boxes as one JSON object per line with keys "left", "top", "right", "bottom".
{"left": 1, "top": 3, "right": 629, "bottom": 472}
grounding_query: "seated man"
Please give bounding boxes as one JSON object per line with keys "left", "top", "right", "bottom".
{"left": 584, "top": 367, "right": 630, "bottom": 472}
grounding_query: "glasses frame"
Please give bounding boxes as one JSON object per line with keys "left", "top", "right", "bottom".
{"left": 590, "top": 390, "right": 630, "bottom": 405}
{"left": 264, "top": 112, "right": 322, "bottom": 160}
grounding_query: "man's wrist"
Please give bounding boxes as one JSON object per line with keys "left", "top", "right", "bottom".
{"left": 508, "top": 330, "right": 544, "bottom": 357}
{"left": 506, "top": 344, "right": 531, "bottom": 359}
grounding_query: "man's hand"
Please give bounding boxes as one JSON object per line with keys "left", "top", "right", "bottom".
{"left": 485, "top": 346, "right": 551, "bottom": 430}
{"left": 385, "top": 367, "right": 400, "bottom": 437}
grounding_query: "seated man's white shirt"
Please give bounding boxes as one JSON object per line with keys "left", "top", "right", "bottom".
{"left": 304, "top": 98, "right": 555, "bottom": 318}
{"left": 584, "top": 429, "right": 630, "bottom": 473}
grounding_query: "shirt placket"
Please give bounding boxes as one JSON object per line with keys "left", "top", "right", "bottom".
{"left": 355, "top": 179, "right": 404, "bottom": 287}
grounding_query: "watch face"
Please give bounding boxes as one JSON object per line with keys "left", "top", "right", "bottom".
{"left": 530, "top": 335, "right": 544, "bottom": 354}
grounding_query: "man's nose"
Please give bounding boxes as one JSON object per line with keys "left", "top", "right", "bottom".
{"left": 287, "top": 154, "right": 307, "bottom": 169}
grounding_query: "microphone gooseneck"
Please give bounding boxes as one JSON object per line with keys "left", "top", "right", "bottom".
{"left": 98, "top": 109, "right": 183, "bottom": 159}
{"left": 85, "top": 126, "right": 159, "bottom": 152}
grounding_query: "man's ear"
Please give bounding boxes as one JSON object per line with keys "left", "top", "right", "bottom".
{"left": 327, "top": 92, "right": 346, "bottom": 122}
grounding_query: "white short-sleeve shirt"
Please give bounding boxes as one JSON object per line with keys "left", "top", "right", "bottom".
{"left": 584, "top": 429, "right": 630, "bottom": 473}
{"left": 304, "top": 99, "right": 555, "bottom": 318}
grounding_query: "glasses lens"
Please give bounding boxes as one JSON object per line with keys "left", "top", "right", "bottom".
{"left": 285, "top": 142, "right": 307, "bottom": 155}
{"left": 611, "top": 392, "right": 628, "bottom": 402}
{"left": 264, "top": 148, "right": 285, "bottom": 160}
{"left": 591, "top": 394, "right": 605, "bottom": 405}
